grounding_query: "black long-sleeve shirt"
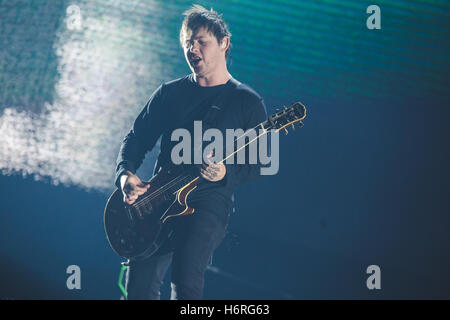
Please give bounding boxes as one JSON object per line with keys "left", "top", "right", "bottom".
{"left": 115, "top": 74, "right": 267, "bottom": 225}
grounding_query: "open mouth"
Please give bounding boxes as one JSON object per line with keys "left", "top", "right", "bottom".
{"left": 190, "top": 56, "right": 202, "bottom": 67}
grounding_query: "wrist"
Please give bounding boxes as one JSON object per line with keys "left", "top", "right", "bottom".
{"left": 120, "top": 170, "right": 133, "bottom": 189}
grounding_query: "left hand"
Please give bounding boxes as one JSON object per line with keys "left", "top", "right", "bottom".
{"left": 200, "top": 153, "right": 226, "bottom": 182}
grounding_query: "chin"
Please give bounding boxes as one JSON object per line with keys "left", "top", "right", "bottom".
{"left": 193, "top": 69, "right": 205, "bottom": 77}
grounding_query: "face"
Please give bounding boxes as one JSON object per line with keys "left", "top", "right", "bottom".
{"left": 182, "top": 27, "right": 227, "bottom": 77}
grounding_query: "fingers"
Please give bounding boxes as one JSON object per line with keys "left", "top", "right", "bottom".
{"left": 202, "top": 151, "right": 219, "bottom": 181}
{"left": 200, "top": 167, "right": 217, "bottom": 181}
{"left": 122, "top": 183, "right": 150, "bottom": 204}
{"left": 128, "top": 184, "right": 149, "bottom": 197}
{"left": 137, "top": 182, "right": 151, "bottom": 192}
{"left": 123, "top": 195, "right": 136, "bottom": 205}
{"left": 202, "top": 163, "right": 220, "bottom": 172}
{"left": 205, "top": 150, "right": 214, "bottom": 164}
{"left": 123, "top": 192, "right": 142, "bottom": 204}
{"left": 200, "top": 163, "right": 225, "bottom": 182}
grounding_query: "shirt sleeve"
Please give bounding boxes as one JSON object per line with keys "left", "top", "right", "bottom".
{"left": 114, "top": 84, "right": 166, "bottom": 189}
{"left": 223, "top": 95, "right": 268, "bottom": 188}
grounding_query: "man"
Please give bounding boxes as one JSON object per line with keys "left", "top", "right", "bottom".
{"left": 115, "top": 4, "right": 267, "bottom": 299}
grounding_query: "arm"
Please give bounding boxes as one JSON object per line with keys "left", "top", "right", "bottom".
{"left": 115, "top": 84, "right": 166, "bottom": 190}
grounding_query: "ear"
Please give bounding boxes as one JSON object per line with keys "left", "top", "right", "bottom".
{"left": 220, "top": 37, "right": 230, "bottom": 50}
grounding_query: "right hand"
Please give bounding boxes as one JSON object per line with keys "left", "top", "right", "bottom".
{"left": 120, "top": 171, "right": 150, "bottom": 205}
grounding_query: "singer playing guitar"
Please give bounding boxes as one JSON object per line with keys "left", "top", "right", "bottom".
{"left": 115, "top": 5, "right": 267, "bottom": 299}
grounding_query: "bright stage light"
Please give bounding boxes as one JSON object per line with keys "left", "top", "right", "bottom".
{"left": 0, "top": 1, "right": 173, "bottom": 191}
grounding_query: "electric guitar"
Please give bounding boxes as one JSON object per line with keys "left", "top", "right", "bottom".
{"left": 104, "top": 101, "right": 307, "bottom": 260}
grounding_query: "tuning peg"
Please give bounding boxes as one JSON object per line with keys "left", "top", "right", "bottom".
{"left": 291, "top": 123, "right": 295, "bottom": 130}
{"left": 299, "top": 121, "right": 304, "bottom": 127}
{"left": 275, "top": 108, "right": 280, "bottom": 113}
{"left": 283, "top": 128, "right": 288, "bottom": 135}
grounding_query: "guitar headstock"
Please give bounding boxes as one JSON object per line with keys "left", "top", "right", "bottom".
{"left": 264, "top": 101, "right": 307, "bottom": 134}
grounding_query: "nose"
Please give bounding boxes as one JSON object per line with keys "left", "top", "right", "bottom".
{"left": 188, "top": 40, "right": 199, "bottom": 53}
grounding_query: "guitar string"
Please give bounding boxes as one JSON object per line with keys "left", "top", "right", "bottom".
{"left": 132, "top": 174, "right": 192, "bottom": 209}
{"left": 131, "top": 121, "right": 268, "bottom": 209}
{"left": 131, "top": 110, "right": 303, "bottom": 210}
{"left": 177, "top": 113, "right": 305, "bottom": 190}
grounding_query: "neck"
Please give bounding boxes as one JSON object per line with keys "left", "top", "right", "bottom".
{"left": 194, "top": 62, "right": 232, "bottom": 87}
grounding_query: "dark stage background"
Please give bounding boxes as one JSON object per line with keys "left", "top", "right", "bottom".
{"left": 0, "top": 0, "right": 449, "bottom": 299}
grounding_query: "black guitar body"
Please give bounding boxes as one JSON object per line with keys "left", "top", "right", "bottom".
{"left": 104, "top": 101, "right": 306, "bottom": 261}
{"left": 104, "top": 166, "right": 199, "bottom": 261}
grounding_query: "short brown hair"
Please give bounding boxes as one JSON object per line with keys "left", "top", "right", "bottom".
{"left": 180, "top": 4, "right": 232, "bottom": 59}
